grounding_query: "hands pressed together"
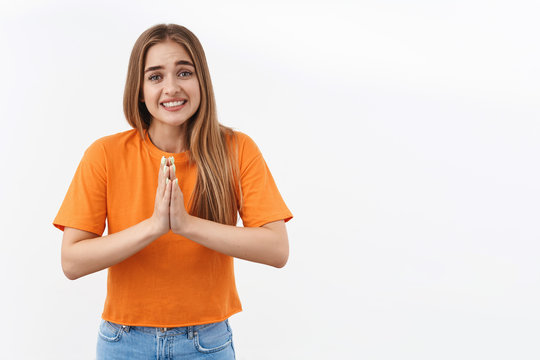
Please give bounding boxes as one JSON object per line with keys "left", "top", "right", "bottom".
{"left": 150, "top": 156, "right": 191, "bottom": 237}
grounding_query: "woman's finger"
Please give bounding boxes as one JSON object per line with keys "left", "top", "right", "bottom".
{"left": 168, "top": 156, "right": 177, "bottom": 182}
{"left": 155, "top": 157, "right": 165, "bottom": 197}
{"left": 161, "top": 165, "right": 169, "bottom": 199}
{"left": 171, "top": 178, "right": 184, "bottom": 205}
{"left": 158, "top": 156, "right": 165, "bottom": 184}
{"left": 150, "top": 156, "right": 171, "bottom": 236}
{"left": 171, "top": 177, "right": 177, "bottom": 202}
{"left": 164, "top": 175, "right": 172, "bottom": 206}
{"left": 170, "top": 177, "right": 187, "bottom": 234}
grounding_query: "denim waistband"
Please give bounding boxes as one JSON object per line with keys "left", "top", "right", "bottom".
{"left": 106, "top": 319, "right": 227, "bottom": 337}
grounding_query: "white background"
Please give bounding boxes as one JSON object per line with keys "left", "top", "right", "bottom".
{"left": 1, "top": 0, "right": 539, "bottom": 359}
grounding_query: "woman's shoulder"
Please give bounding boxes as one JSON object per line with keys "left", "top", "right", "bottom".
{"left": 222, "top": 129, "right": 264, "bottom": 170}
{"left": 81, "top": 129, "right": 139, "bottom": 161}
{"left": 93, "top": 128, "right": 139, "bottom": 146}
{"left": 224, "top": 128, "right": 260, "bottom": 155}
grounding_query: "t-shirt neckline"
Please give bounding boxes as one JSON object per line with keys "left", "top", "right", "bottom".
{"left": 142, "top": 129, "right": 190, "bottom": 163}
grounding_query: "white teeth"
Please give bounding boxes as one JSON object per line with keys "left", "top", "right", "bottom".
{"left": 162, "top": 100, "right": 186, "bottom": 107}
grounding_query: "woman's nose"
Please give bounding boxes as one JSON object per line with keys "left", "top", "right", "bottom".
{"left": 164, "top": 76, "right": 181, "bottom": 94}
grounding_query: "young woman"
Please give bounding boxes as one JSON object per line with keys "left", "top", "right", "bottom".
{"left": 53, "top": 23, "right": 292, "bottom": 359}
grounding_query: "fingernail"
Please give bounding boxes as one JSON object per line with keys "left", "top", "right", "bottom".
{"left": 161, "top": 156, "right": 166, "bottom": 166}
{"left": 169, "top": 156, "right": 175, "bottom": 165}
{"left": 166, "top": 178, "right": 170, "bottom": 185}
{"left": 174, "top": 178, "right": 178, "bottom": 186}
{"left": 171, "top": 164, "right": 176, "bottom": 173}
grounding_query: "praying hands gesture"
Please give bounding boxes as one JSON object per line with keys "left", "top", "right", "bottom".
{"left": 61, "top": 151, "right": 288, "bottom": 282}
{"left": 148, "top": 156, "right": 288, "bottom": 268}
{"left": 150, "top": 156, "right": 190, "bottom": 237}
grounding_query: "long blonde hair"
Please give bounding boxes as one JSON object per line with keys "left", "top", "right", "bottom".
{"left": 123, "top": 24, "right": 240, "bottom": 225}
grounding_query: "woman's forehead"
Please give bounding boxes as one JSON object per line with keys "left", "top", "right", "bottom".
{"left": 145, "top": 40, "right": 193, "bottom": 68}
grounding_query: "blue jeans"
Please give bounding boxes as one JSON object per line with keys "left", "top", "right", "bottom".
{"left": 96, "top": 318, "right": 236, "bottom": 359}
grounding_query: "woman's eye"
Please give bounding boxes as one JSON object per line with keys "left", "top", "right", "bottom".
{"left": 148, "top": 74, "right": 161, "bottom": 81}
{"left": 178, "top": 71, "right": 193, "bottom": 78}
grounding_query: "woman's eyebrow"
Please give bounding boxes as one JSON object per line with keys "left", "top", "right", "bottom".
{"left": 144, "top": 60, "right": 195, "bottom": 73}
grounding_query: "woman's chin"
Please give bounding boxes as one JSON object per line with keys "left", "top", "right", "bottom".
{"left": 151, "top": 117, "right": 190, "bottom": 128}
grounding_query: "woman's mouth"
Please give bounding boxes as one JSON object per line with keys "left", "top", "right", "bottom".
{"left": 161, "top": 100, "right": 187, "bottom": 111}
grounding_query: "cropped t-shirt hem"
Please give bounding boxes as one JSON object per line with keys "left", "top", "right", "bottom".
{"left": 101, "top": 307, "right": 242, "bottom": 328}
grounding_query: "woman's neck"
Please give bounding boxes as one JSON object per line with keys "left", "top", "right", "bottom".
{"left": 147, "top": 122, "right": 187, "bottom": 153}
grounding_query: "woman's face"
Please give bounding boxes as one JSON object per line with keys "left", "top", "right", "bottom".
{"left": 141, "top": 39, "right": 201, "bottom": 129}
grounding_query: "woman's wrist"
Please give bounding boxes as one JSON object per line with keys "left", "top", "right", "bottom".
{"left": 146, "top": 216, "right": 169, "bottom": 238}
{"left": 171, "top": 214, "right": 194, "bottom": 237}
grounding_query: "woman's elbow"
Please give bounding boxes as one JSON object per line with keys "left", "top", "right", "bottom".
{"left": 261, "top": 221, "right": 289, "bottom": 268}
{"left": 61, "top": 259, "right": 79, "bottom": 280}
{"left": 61, "top": 252, "right": 82, "bottom": 280}
{"left": 271, "top": 236, "right": 289, "bottom": 268}
{"left": 63, "top": 271, "right": 79, "bottom": 281}
{"left": 273, "top": 251, "right": 288, "bottom": 268}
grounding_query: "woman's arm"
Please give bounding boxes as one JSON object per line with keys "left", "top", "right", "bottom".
{"left": 61, "top": 219, "right": 162, "bottom": 280}
{"left": 61, "top": 160, "right": 174, "bottom": 280}
{"left": 169, "top": 174, "right": 289, "bottom": 268}
{"left": 182, "top": 217, "right": 289, "bottom": 268}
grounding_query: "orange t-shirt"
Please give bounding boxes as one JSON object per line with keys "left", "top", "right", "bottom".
{"left": 53, "top": 129, "right": 292, "bottom": 327}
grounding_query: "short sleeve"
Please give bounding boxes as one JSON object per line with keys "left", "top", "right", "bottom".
{"left": 237, "top": 133, "right": 293, "bottom": 228}
{"left": 52, "top": 139, "right": 108, "bottom": 235}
